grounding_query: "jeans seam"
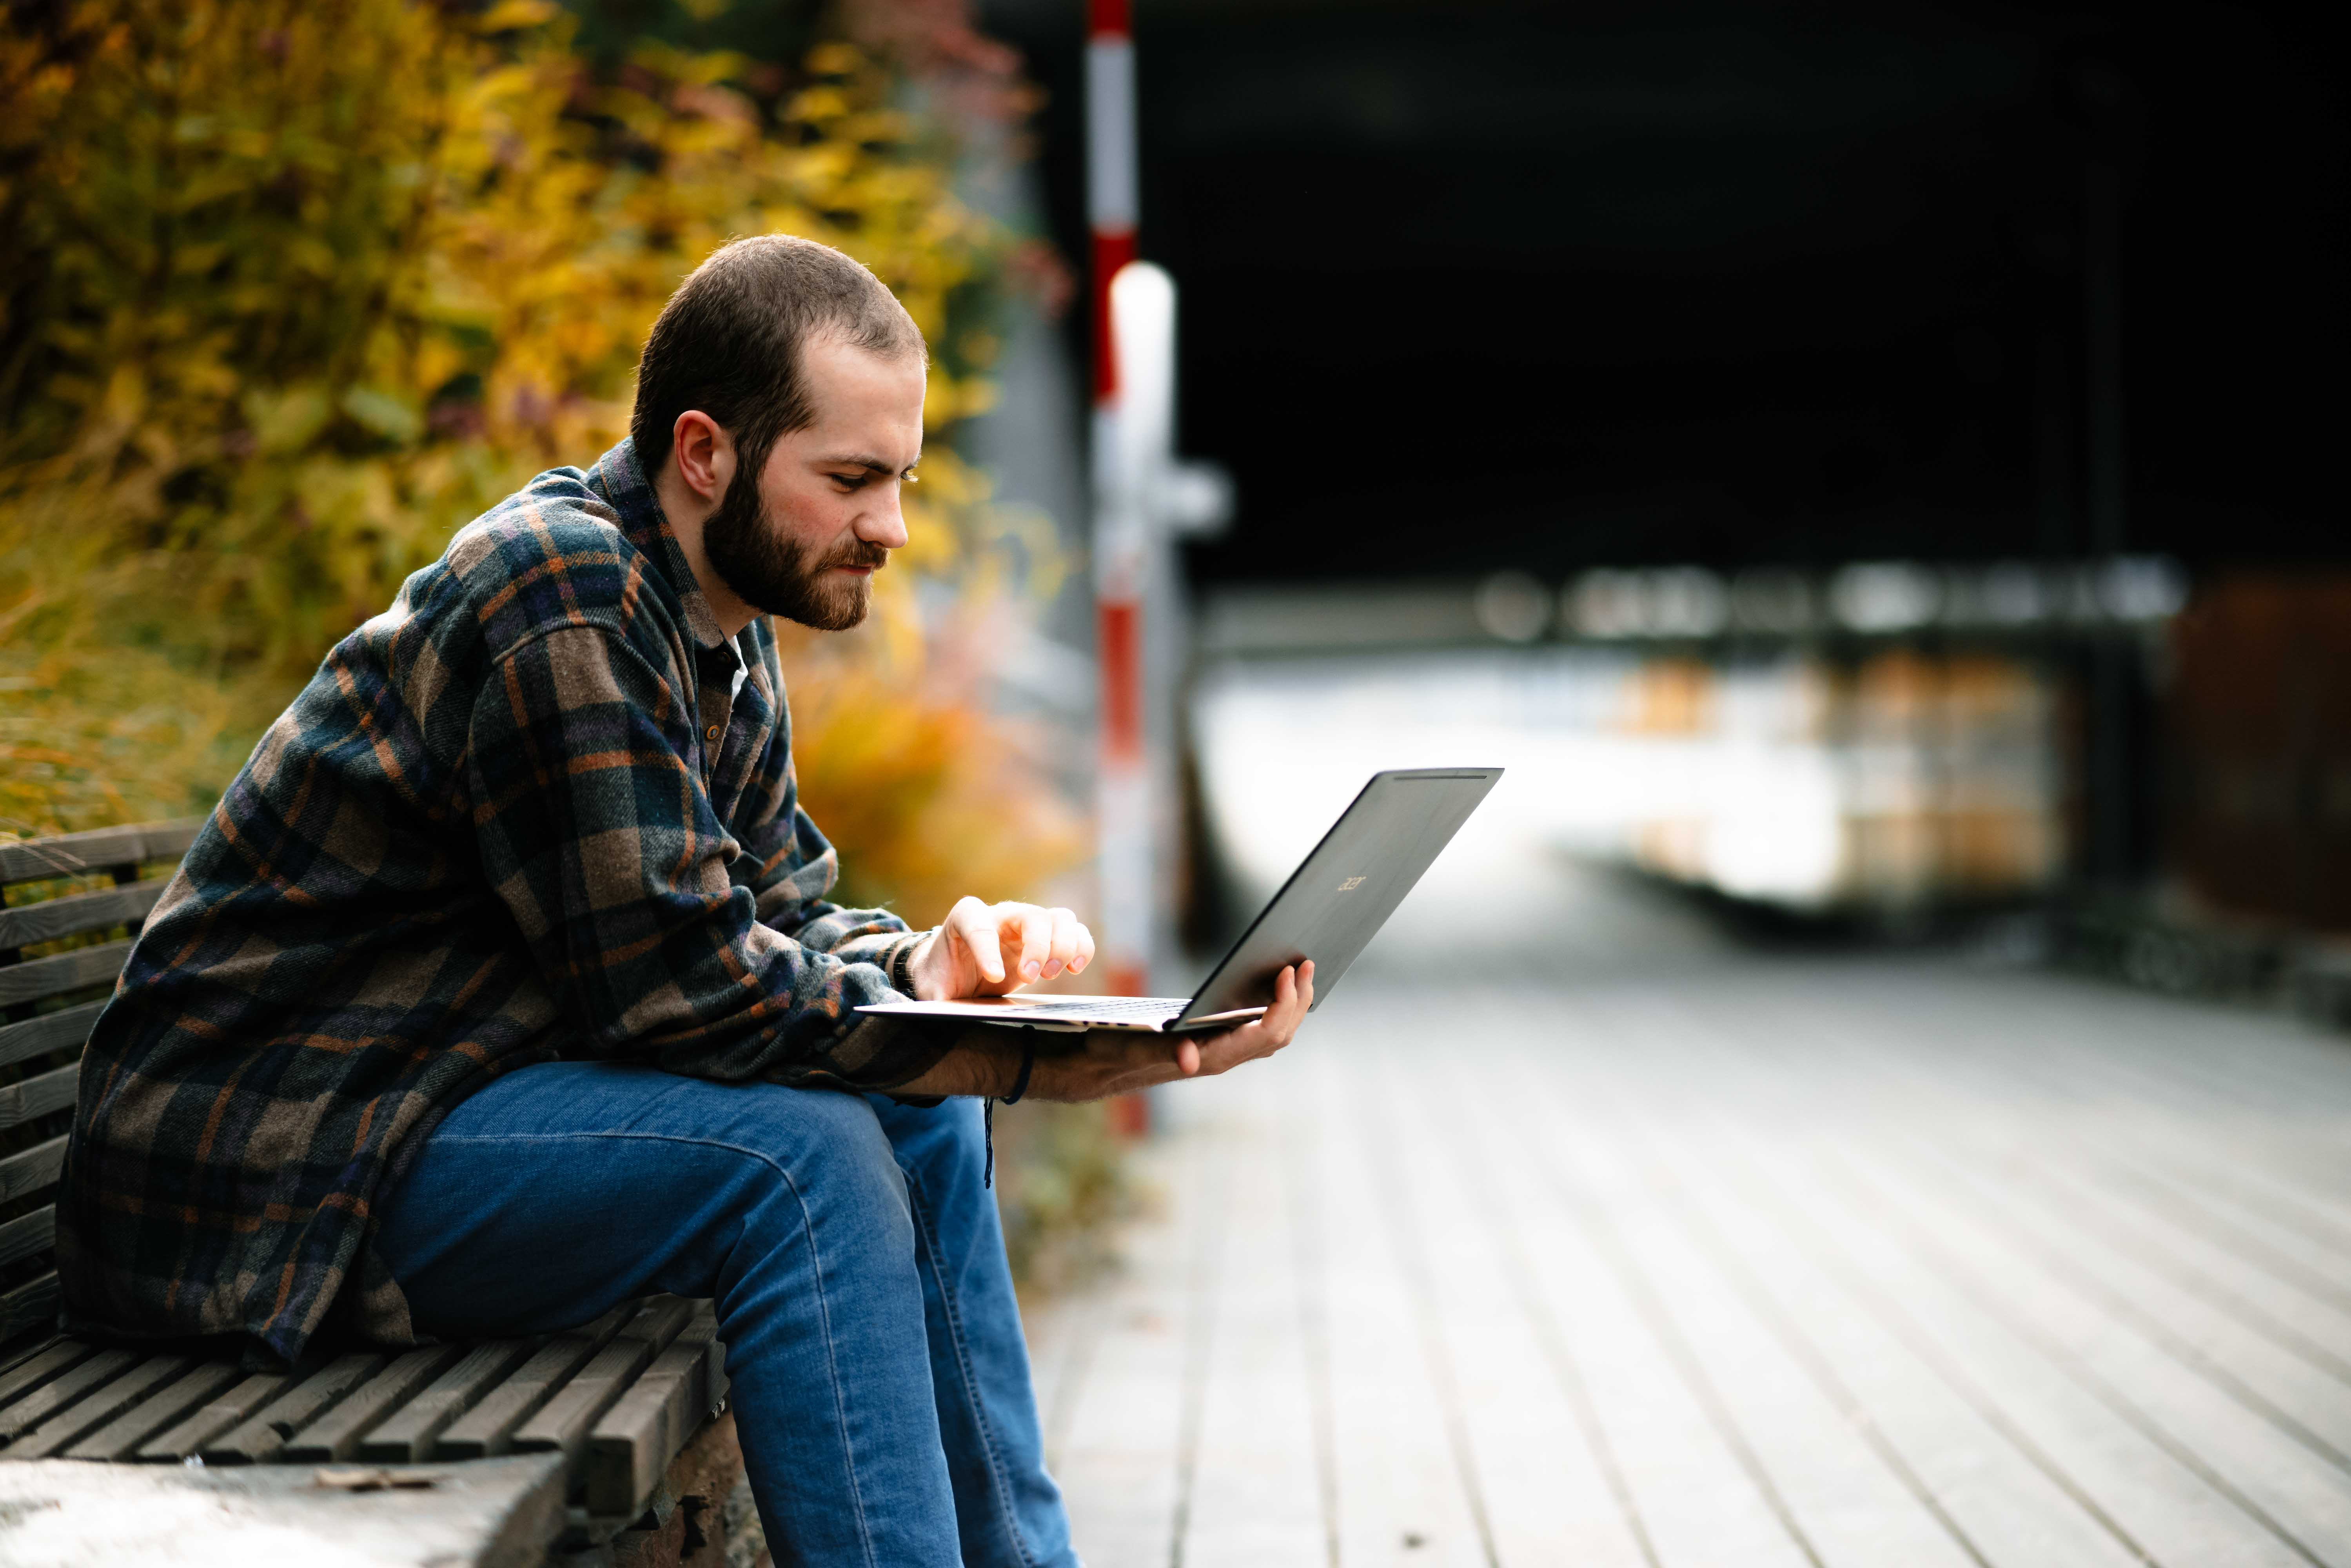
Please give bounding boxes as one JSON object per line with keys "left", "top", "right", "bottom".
{"left": 421, "top": 1129, "right": 805, "bottom": 1165}
{"left": 903, "top": 1158, "right": 1036, "bottom": 1568}
{"left": 772, "top": 1157, "right": 890, "bottom": 1568}
{"left": 428, "top": 1127, "right": 890, "bottom": 1566}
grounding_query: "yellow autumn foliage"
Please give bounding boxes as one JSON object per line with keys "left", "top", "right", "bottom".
{"left": 0, "top": 0, "right": 1080, "bottom": 921}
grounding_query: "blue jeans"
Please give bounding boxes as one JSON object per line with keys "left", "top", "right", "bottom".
{"left": 372, "top": 1061, "right": 1077, "bottom": 1568}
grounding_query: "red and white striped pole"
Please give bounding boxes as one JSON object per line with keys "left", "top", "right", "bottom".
{"left": 1087, "top": 0, "right": 1151, "bottom": 1130}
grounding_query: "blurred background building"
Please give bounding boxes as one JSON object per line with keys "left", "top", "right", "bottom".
{"left": 973, "top": 0, "right": 2348, "bottom": 1015}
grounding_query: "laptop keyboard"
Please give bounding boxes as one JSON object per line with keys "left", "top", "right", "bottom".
{"left": 1014, "top": 996, "right": 1185, "bottom": 1018}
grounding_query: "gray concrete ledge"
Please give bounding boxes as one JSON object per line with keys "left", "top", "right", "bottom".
{"left": 0, "top": 1453, "right": 565, "bottom": 1568}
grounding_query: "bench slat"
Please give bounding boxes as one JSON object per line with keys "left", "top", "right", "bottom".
{"left": 0, "top": 1002, "right": 103, "bottom": 1073}
{"left": 0, "top": 1338, "right": 98, "bottom": 1413}
{"left": 281, "top": 1343, "right": 468, "bottom": 1463}
{"left": 0, "top": 879, "right": 167, "bottom": 951}
{"left": 136, "top": 1370, "right": 289, "bottom": 1462}
{"left": 0, "top": 1346, "right": 136, "bottom": 1443}
{"left": 434, "top": 1305, "right": 634, "bottom": 1461}
{"left": 0, "top": 941, "right": 131, "bottom": 1010}
{"left": 584, "top": 1303, "right": 721, "bottom": 1518}
{"left": 0, "top": 1138, "right": 67, "bottom": 1207}
{"left": 512, "top": 1297, "right": 694, "bottom": 1466}
{"left": 0, "top": 1336, "right": 62, "bottom": 1384}
{"left": 64, "top": 1359, "right": 244, "bottom": 1461}
{"left": 0, "top": 1208, "right": 54, "bottom": 1274}
{"left": 0, "top": 1271, "right": 60, "bottom": 1345}
{"left": 201, "top": 1352, "right": 385, "bottom": 1465}
{"left": 0, "top": 1064, "right": 79, "bottom": 1134}
{"left": 358, "top": 1338, "right": 538, "bottom": 1463}
{"left": 11, "top": 1353, "right": 189, "bottom": 1460}
{"left": 0, "top": 821, "right": 202, "bottom": 887}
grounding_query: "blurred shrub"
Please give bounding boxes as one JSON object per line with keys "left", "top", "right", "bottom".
{"left": 0, "top": 0, "right": 1053, "bottom": 867}
{"left": 991, "top": 1098, "right": 1131, "bottom": 1295}
{"left": 780, "top": 617, "right": 1082, "bottom": 926}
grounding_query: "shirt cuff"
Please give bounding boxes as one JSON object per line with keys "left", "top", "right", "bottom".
{"left": 830, "top": 926, "right": 931, "bottom": 993}
{"left": 886, "top": 929, "right": 929, "bottom": 997}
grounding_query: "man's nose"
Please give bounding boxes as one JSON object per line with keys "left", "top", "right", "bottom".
{"left": 859, "top": 492, "right": 910, "bottom": 551}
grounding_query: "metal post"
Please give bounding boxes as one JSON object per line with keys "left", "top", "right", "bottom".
{"left": 1088, "top": 0, "right": 1151, "bottom": 1132}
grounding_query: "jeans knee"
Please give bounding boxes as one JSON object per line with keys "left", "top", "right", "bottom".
{"left": 733, "top": 1087, "right": 915, "bottom": 1257}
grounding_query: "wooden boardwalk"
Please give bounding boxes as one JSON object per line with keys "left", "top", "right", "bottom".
{"left": 1021, "top": 959, "right": 2351, "bottom": 1568}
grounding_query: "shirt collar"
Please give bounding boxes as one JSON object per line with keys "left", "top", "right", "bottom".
{"left": 586, "top": 436, "right": 730, "bottom": 651}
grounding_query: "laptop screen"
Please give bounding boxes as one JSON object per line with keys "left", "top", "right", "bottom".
{"left": 1179, "top": 768, "right": 1501, "bottom": 1025}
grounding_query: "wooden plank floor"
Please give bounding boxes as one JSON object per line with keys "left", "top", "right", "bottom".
{"left": 1022, "top": 958, "right": 2351, "bottom": 1568}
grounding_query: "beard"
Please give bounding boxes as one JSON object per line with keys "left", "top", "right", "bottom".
{"left": 701, "top": 464, "right": 887, "bottom": 631}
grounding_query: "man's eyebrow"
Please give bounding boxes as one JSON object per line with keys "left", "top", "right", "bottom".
{"left": 819, "top": 453, "right": 920, "bottom": 475}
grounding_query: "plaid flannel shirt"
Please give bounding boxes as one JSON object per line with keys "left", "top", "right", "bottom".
{"left": 58, "top": 437, "right": 944, "bottom": 1367}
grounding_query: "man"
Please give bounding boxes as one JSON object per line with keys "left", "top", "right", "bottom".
{"left": 60, "top": 234, "right": 1312, "bottom": 1565}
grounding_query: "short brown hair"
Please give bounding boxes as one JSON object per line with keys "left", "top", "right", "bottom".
{"left": 629, "top": 235, "right": 925, "bottom": 475}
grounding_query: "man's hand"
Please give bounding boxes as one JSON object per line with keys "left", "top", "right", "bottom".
{"left": 1028, "top": 960, "right": 1316, "bottom": 1103}
{"left": 906, "top": 898, "right": 1095, "bottom": 1000}
{"left": 887, "top": 961, "right": 1317, "bottom": 1102}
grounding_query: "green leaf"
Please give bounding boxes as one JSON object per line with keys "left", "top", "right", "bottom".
{"left": 241, "top": 387, "right": 332, "bottom": 453}
{"left": 339, "top": 385, "right": 424, "bottom": 444}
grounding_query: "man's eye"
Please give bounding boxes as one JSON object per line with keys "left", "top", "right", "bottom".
{"left": 831, "top": 473, "right": 868, "bottom": 490}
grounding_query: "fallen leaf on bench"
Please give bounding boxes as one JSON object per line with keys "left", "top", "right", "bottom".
{"left": 311, "top": 1466, "right": 440, "bottom": 1492}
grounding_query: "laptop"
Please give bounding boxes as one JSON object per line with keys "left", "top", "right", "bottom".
{"left": 857, "top": 767, "right": 1501, "bottom": 1033}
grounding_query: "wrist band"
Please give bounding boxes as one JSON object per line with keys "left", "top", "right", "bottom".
{"left": 890, "top": 931, "right": 927, "bottom": 996}
{"left": 1003, "top": 1037, "right": 1037, "bottom": 1105}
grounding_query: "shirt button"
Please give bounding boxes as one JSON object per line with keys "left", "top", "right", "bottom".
{"left": 704, "top": 724, "right": 721, "bottom": 741}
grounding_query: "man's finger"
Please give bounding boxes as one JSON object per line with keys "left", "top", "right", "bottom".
{"left": 1070, "top": 919, "right": 1095, "bottom": 974}
{"left": 953, "top": 899, "right": 1004, "bottom": 984}
{"left": 1268, "top": 964, "right": 1298, "bottom": 1027}
{"left": 1260, "top": 961, "right": 1311, "bottom": 1044}
{"left": 1044, "top": 907, "right": 1081, "bottom": 979}
{"left": 1284, "top": 961, "right": 1313, "bottom": 1023}
{"left": 1004, "top": 904, "right": 1053, "bottom": 985}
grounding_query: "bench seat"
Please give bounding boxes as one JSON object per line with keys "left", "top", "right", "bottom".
{"left": 0, "top": 822, "right": 752, "bottom": 1566}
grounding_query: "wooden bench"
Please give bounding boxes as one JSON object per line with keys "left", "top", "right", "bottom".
{"left": 0, "top": 821, "right": 758, "bottom": 1567}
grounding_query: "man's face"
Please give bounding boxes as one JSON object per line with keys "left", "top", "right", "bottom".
{"left": 702, "top": 334, "right": 926, "bottom": 631}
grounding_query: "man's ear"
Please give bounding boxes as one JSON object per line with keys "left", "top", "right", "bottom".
{"left": 670, "top": 410, "right": 733, "bottom": 504}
